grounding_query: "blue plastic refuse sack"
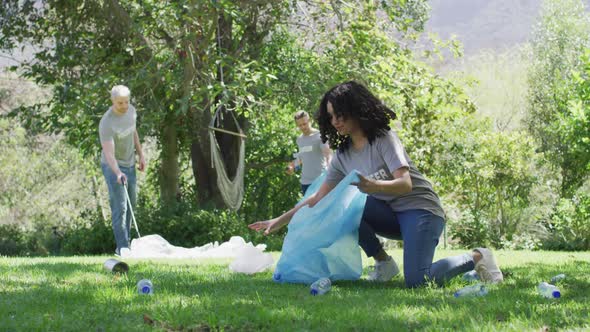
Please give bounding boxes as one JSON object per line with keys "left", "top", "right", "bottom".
{"left": 273, "top": 170, "right": 367, "bottom": 284}
{"left": 301, "top": 171, "right": 327, "bottom": 200}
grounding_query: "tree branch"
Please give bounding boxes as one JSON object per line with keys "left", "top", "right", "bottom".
{"left": 103, "top": 0, "right": 153, "bottom": 60}
{"left": 247, "top": 156, "right": 291, "bottom": 170}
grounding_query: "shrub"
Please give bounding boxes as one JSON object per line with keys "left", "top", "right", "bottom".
{"left": 60, "top": 210, "right": 114, "bottom": 255}
{"left": 542, "top": 194, "right": 590, "bottom": 250}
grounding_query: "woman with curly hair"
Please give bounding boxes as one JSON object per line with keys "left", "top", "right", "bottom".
{"left": 249, "top": 81, "right": 503, "bottom": 288}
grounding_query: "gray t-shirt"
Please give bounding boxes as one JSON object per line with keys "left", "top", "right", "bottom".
{"left": 296, "top": 131, "right": 330, "bottom": 185}
{"left": 99, "top": 106, "right": 137, "bottom": 167}
{"left": 326, "top": 130, "right": 445, "bottom": 218}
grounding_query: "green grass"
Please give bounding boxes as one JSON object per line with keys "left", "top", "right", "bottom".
{"left": 1, "top": 250, "right": 589, "bottom": 331}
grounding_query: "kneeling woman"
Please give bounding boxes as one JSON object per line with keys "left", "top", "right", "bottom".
{"left": 249, "top": 81, "right": 502, "bottom": 287}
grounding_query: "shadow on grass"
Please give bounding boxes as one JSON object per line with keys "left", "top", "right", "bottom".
{"left": 1, "top": 259, "right": 589, "bottom": 331}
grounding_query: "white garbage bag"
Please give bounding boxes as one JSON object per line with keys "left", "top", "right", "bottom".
{"left": 125, "top": 234, "right": 273, "bottom": 274}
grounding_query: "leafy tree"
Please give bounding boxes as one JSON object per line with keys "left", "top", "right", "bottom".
{"left": 0, "top": 0, "right": 291, "bottom": 208}
{"left": 537, "top": 49, "right": 590, "bottom": 251}
{"left": 526, "top": 0, "right": 590, "bottom": 197}
{"left": 0, "top": 0, "right": 434, "bottom": 211}
{"left": 434, "top": 114, "right": 540, "bottom": 248}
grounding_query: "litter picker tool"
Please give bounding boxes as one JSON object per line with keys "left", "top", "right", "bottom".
{"left": 122, "top": 178, "right": 141, "bottom": 238}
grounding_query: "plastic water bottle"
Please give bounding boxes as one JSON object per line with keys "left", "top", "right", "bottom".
{"left": 137, "top": 279, "right": 153, "bottom": 295}
{"left": 538, "top": 282, "right": 560, "bottom": 299}
{"left": 453, "top": 283, "right": 487, "bottom": 298}
{"left": 310, "top": 278, "right": 331, "bottom": 296}
{"left": 462, "top": 270, "right": 480, "bottom": 282}
{"left": 550, "top": 274, "right": 566, "bottom": 283}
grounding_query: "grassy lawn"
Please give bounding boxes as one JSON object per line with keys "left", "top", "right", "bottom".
{"left": 1, "top": 249, "right": 589, "bottom": 331}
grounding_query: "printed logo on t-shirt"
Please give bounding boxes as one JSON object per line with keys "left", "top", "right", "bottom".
{"left": 299, "top": 145, "right": 313, "bottom": 154}
{"left": 367, "top": 166, "right": 393, "bottom": 181}
{"left": 115, "top": 125, "right": 135, "bottom": 139}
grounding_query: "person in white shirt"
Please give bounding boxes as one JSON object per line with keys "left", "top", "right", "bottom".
{"left": 99, "top": 85, "right": 146, "bottom": 257}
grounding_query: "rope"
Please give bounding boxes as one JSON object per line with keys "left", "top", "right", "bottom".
{"left": 205, "top": 3, "right": 246, "bottom": 210}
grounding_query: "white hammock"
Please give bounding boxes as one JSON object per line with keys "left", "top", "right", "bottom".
{"left": 208, "top": 107, "right": 246, "bottom": 210}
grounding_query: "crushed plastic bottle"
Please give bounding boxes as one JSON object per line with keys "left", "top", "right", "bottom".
{"left": 310, "top": 278, "right": 331, "bottom": 296}
{"left": 137, "top": 279, "right": 153, "bottom": 295}
{"left": 453, "top": 283, "right": 488, "bottom": 298}
{"left": 550, "top": 274, "right": 566, "bottom": 284}
{"left": 538, "top": 282, "right": 560, "bottom": 299}
{"left": 462, "top": 270, "right": 480, "bottom": 282}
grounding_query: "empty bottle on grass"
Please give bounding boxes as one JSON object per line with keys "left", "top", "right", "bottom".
{"left": 462, "top": 270, "right": 480, "bottom": 282}
{"left": 137, "top": 279, "right": 153, "bottom": 295}
{"left": 538, "top": 282, "right": 560, "bottom": 299}
{"left": 310, "top": 278, "right": 331, "bottom": 296}
{"left": 550, "top": 274, "right": 566, "bottom": 284}
{"left": 454, "top": 283, "right": 487, "bottom": 298}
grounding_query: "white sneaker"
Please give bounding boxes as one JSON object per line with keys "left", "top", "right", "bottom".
{"left": 120, "top": 247, "right": 131, "bottom": 258}
{"left": 474, "top": 248, "right": 503, "bottom": 283}
{"left": 368, "top": 256, "right": 400, "bottom": 282}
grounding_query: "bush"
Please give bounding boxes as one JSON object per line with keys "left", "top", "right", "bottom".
{"left": 60, "top": 211, "right": 114, "bottom": 255}
{"left": 0, "top": 224, "right": 29, "bottom": 256}
{"left": 542, "top": 194, "right": 590, "bottom": 250}
{"left": 134, "top": 201, "right": 285, "bottom": 251}
{"left": 0, "top": 223, "right": 60, "bottom": 256}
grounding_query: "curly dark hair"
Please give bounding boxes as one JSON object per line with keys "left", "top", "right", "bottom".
{"left": 316, "top": 81, "right": 397, "bottom": 152}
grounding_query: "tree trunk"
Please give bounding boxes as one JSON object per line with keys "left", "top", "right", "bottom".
{"left": 104, "top": 0, "right": 182, "bottom": 206}
{"left": 190, "top": 11, "right": 244, "bottom": 209}
{"left": 159, "top": 114, "right": 180, "bottom": 206}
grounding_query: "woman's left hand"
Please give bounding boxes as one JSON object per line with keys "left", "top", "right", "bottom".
{"left": 352, "top": 174, "right": 381, "bottom": 194}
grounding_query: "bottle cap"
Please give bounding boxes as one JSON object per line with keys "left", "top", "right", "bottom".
{"left": 552, "top": 291, "right": 561, "bottom": 298}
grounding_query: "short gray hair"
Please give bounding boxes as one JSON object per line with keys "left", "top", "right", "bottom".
{"left": 293, "top": 111, "right": 309, "bottom": 121}
{"left": 111, "top": 85, "right": 131, "bottom": 98}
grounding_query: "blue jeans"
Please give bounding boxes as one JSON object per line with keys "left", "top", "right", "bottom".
{"left": 101, "top": 163, "right": 136, "bottom": 254}
{"left": 359, "top": 196, "right": 474, "bottom": 288}
{"left": 301, "top": 184, "right": 311, "bottom": 195}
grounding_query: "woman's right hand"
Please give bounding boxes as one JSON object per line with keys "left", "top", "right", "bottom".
{"left": 248, "top": 218, "right": 285, "bottom": 235}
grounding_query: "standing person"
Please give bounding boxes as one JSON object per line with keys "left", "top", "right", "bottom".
{"left": 286, "top": 111, "right": 333, "bottom": 195}
{"left": 99, "top": 85, "right": 146, "bottom": 256}
{"left": 250, "top": 81, "right": 503, "bottom": 288}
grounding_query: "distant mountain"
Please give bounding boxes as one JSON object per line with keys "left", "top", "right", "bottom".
{"left": 426, "top": 0, "right": 590, "bottom": 56}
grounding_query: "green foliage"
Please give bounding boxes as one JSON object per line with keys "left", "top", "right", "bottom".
{"left": 0, "top": 116, "right": 100, "bottom": 228}
{"left": 543, "top": 194, "right": 590, "bottom": 250}
{"left": 7, "top": 0, "right": 587, "bottom": 253}
{"left": 134, "top": 200, "right": 285, "bottom": 251}
{"left": 0, "top": 224, "right": 30, "bottom": 256}
{"left": 0, "top": 223, "right": 63, "bottom": 256}
{"left": 435, "top": 115, "right": 540, "bottom": 248}
{"left": 381, "top": 0, "right": 431, "bottom": 34}
{"left": 555, "top": 49, "right": 590, "bottom": 178}
{"left": 526, "top": 0, "right": 590, "bottom": 197}
{"left": 0, "top": 0, "right": 436, "bottom": 210}
{"left": 60, "top": 211, "right": 114, "bottom": 255}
